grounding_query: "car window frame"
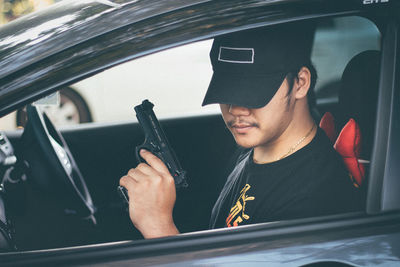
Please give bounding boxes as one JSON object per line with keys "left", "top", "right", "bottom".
{"left": 367, "top": 17, "right": 400, "bottom": 214}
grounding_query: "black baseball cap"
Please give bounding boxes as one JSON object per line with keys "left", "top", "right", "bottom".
{"left": 202, "top": 22, "right": 315, "bottom": 108}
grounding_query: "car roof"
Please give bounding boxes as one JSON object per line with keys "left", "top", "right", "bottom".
{"left": 0, "top": 0, "right": 209, "bottom": 80}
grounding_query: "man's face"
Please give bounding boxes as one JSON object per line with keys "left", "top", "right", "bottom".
{"left": 220, "top": 78, "right": 295, "bottom": 149}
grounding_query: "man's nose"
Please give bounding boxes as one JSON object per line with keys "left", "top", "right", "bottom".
{"left": 228, "top": 105, "right": 251, "bottom": 116}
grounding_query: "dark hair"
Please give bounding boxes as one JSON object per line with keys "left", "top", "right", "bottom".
{"left": 285, "top": 62, "right": 317, "bottom": 109}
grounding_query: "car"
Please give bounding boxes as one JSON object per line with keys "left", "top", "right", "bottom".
{"left": 0, "top": 0, "right": 399, "bottom": 266}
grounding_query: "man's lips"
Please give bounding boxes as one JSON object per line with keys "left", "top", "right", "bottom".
{"left": 227, "top": 121, "right": 258, "bottom": 134}
{"left": 232, "top": 125, "right": 253, "bottom": 134}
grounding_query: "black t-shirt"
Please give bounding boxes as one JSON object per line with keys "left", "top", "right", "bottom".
{"left": 209, "top": 128, "right": 363, "bottom": 229}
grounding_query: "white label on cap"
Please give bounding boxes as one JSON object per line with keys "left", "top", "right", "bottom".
{"left": 218, "top": 46, "right": 254, "bottom": 64}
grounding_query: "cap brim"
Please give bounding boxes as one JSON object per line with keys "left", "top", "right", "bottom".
{"left": 202, "top": 71, "right": 287, "bottom": 109}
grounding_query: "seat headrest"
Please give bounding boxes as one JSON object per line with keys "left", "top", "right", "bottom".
{"left": 339, "top": 50, "right": 381, "bottom": 158}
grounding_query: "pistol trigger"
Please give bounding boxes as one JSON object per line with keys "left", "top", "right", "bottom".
{"left": 135, "top": 146, "right": 148, "bottom": 163}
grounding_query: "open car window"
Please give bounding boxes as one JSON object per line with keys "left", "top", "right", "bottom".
{"left": 0, "top": 40, "right": 216, "bottom": 129}
{"left": 66, "top": 39, "right": 217, "bottom": 124}
{"left": 0, "top": 16, "right": 380, "bottom": 130}
{"left": 0, "top": 16, "right": 381, "bottom": 130}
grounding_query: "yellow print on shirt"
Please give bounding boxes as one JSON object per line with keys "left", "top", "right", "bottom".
{"left": 226, "top": 184, "right": 255, "bottom": 227}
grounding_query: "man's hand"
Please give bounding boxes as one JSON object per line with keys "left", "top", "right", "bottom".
{"left": 119, "top": 149, "right": 179, "bottom": 239}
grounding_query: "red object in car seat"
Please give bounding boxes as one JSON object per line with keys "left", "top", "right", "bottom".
{"left": 319, "top": 112, "right": 337, "bottom": 143}
{"left": 333, "top": 119, "right": 365, "bottom": 187}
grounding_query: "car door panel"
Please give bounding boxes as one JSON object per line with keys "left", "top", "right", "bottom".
{"left": 56, "top": 114, "right": 235, "bottom": 233}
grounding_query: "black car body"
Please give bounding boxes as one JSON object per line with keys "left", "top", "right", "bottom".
{"left": 0, "top": 0, "right": 399, "bottom": 266}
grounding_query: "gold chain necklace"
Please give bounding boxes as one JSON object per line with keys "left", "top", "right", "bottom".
{"left": 253, "top": 124, "right": 316, "bottom": 164}
{"left": 276, "top": 124, "right": 316, "bottom": 161}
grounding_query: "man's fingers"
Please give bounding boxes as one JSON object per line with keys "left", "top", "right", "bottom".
{"left": 119, "top": 175, "right": 137, "bottom": 198}
{"left": 127, "top": 168, "right": 150, "bottom": 182}
{"left": 133, "top": 163, "right": 156, "bottom": 176}
{"left": 140, "top": 149, "right": 170, "bottom": 175}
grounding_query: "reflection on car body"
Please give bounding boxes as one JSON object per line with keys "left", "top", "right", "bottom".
{"left": 0, "top": 0, "right": 399, "bottom": 266}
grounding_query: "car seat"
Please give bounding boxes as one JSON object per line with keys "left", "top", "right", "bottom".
{"left": 319, "top": 50, "right": 381, "bottom": 187}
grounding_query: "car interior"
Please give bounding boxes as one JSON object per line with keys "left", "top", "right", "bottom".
{"left": 0, "top": 15, "right": 383, "bottom": 252}
{"left": 319, "top": 50, "right": 380, "bottom": 188}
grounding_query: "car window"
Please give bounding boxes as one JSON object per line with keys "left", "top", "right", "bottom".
{"left": 0, "top": 40, "right": 216, "bottom": 130}
{"left": 69, "top": 40, "right": 217, "bottom": 125}
{"left": 0, "top": 16, "right": 380, "bottom": 130}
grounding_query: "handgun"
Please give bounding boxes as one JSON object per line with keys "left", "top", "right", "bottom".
{"left": 118, "top": 99, "right": 188, "bottom": 204}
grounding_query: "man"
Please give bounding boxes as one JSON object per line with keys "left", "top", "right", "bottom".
{"left": 119, "top": 22, "right": 362, "bottom": 238}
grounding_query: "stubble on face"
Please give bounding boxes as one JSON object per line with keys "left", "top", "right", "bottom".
{"left": 220, "top": 78, "right": 294, "bottom": 149}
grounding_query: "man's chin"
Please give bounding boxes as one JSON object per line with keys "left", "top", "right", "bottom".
{"left": 233, "top": 137, "right": 258, "bottom": 149}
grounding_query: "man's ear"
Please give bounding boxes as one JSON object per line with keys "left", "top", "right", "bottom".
{"left": 294, "top": 67, "right": 311, "bottom": 99}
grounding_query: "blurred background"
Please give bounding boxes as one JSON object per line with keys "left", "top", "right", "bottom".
{"left": 0, "top": 0, "right": 56, "bottom": 24}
